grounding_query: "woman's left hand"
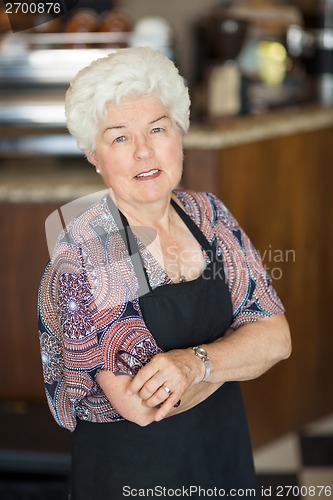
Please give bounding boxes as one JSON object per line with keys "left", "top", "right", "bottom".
{"left": 127, "top": 348, "right": 204, "bottom": 421}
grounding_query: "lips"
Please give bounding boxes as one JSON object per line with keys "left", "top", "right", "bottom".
{"left": 135, "top": 169, "right": 161, "bottom": 180}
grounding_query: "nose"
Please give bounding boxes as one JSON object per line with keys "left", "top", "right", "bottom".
{"left": 133, "top": 136, "right": 153, "bottom": 161}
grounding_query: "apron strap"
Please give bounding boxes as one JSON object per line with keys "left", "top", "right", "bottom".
{"left": 170, "top": 198, "right": 226, "bottom": 279}
{"left": 107, "top": 195, "right": 152, "bottom": 295}
{"left": 170, "top": 198, "right": 215, "bottom": 257}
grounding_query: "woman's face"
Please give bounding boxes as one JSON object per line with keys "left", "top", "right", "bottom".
{"left": 89, "top": 95, "right": 184, "bottom": 209}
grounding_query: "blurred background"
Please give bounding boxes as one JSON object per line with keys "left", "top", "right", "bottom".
{"left": 0, "top": 0, "right": 332, "bottom": 498}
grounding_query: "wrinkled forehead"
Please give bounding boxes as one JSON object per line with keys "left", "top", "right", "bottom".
{"left": 99, "top": 95, "right": 173, "bottom": 127}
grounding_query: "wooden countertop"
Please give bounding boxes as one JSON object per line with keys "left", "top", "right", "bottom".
{"left": 184, "top": 104, "right": 333, "bottom": 150}
{"left": 0, "top": 164, "right": 105, "bottom": 203}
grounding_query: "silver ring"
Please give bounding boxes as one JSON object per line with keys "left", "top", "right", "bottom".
{"left": 163, "top": 385, "right": 171, "bottom": 394}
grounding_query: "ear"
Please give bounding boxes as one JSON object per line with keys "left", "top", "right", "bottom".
{"left": 86, "top": 150, "right": 99, "bottom": 169}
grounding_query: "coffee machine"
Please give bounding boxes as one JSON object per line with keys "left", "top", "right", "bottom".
{"left": 287, "top": 0, "right": 333, "bottom": 105}
{"left": 193, "top": 7, "right": 249, "bottom": 120}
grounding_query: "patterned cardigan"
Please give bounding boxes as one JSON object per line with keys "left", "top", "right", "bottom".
{"left": 38, "top": 190, "right": 285, "bottom": 431}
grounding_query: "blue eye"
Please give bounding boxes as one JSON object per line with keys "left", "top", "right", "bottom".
{"left": 151, "top": 127, "right": 163, "bottom": 133}
{"left": 114, "top": 136, "right": 125, "bottom": 143}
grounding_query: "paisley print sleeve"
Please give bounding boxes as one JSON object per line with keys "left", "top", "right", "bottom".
{"left": 208, "top": 193, "right": 285, "bottom": 328}
{"left": 38, "top": 215, "right": 161, "bottom": 430}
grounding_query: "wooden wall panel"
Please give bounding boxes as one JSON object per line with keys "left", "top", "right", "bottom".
{"left": 184, "top": 127, "right": 333, "bottom": 446}
{"left": 0, "top": 203, "right": 58, "bottom": 401}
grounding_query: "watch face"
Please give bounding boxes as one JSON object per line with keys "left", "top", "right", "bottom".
{"left": 195, "top": 347, "right": 207, "bottom": 358}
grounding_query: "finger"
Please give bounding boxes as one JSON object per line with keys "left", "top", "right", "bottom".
{"left": 138, "top": 375, "right": 165, "bottom": 400}
{"left": 127, "top": 361, "right": 160, "bottom": 395}
{"left": 143, "top": 385, "right": 173, "bottom": 408}
{"left": 155, "top": 392, "right": 182, "bottom": 421}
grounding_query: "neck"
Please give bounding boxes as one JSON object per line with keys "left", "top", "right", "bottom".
{"left": 110, "top": 191, "right": 176, "bottom": 231}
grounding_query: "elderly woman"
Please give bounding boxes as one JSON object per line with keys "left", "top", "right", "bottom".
{"left": 38, "top": 47, "right": 291, "bottom": 499}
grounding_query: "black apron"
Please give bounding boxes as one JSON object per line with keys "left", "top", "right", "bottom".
{"left": 71, "top": 198, "right": 257, "bottom": 499}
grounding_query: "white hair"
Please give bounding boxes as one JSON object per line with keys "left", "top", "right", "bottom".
{"left": 65, "top": 47, "right": 191, "bottom": 153}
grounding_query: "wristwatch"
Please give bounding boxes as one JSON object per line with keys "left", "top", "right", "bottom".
{"left": 192, "top": 346, "right": 211, "bottom": 382}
